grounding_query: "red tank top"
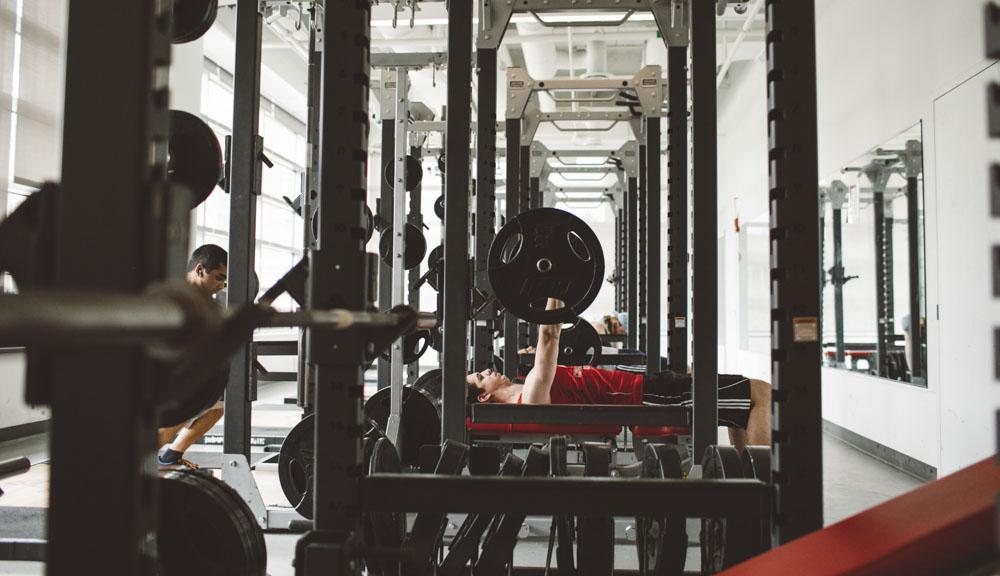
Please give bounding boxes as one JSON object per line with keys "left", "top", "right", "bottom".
{"left": 544, "top": 365, "right": 644, "bottom": 405}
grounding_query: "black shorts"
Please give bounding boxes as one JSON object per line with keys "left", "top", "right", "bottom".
{"left": 641, "top": 371, "right": 752, "bottom": 430}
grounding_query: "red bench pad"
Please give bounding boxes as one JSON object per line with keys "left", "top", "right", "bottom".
{"left": 631, "top": 426, "right": 691, "bottom": 437}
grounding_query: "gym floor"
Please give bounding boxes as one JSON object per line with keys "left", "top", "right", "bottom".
{"left": 0, "top": 378, "right": 922, "bottom": 576}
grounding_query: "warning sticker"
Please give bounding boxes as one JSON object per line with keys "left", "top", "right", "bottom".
{"left": 792, "top": 317, "right": 819, "bottom": 343}
{"left": 674, "top": 317, "right": 687, "bottom": 329}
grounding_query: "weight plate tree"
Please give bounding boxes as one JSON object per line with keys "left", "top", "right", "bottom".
{"left": 488, "top": 208, "right": 605, "bottom": 325}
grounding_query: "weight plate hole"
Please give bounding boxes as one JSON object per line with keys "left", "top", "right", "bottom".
{"left": 567, "top": 231, "right": 591, "bottom": 262}
{"left": 537, "top": 258, "right": 553, "bottom": 273}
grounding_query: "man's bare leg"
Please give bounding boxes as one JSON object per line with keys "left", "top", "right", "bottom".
{"left": 727, "top": 379, "right": 771, "bottom": 452}
{"left": 159, "top": 422, "right": 187, "bottom": 448}
{"left": 168, "top": 407, "right": 224, "bottom": 454}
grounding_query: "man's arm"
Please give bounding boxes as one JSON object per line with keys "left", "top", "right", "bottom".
{"left": 520, "top": 299, "right": 563, "bottom": 404}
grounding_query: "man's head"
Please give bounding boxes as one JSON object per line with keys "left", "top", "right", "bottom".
{"left": 466, "top": 367, "right": 514, "bottom": 404}
{"left": 602, "top": 314, "right": 625, "bottom": 335}
{"left": 186, "top": 244, "right": 228, "bottom": 296}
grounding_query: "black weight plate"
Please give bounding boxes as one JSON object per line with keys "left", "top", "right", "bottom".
{"left": 158, "top": 469, "right": 267, "bottom": 576}
{"left": 365, "top": 438, "right": 406, "bottom": 576}
{"left": 578, "top": 443, "right": 614, "bottom": 574}
{"left": 557, "top": 317, "right": 602, "bottom": 366}
{"left": 383, "top": 155, "right": 424, "bottom": 192}
{"left": 434, "top": 195, "right": 445, "bottom": 220}
{"left": 169, "top": 110, "right": 222, "bottom": 209}
{"left": 365, "top": 204, "right": 375, "bottom": 243}
{"left": 378, "top": 223, "right": 428, "bottom": 270}
{"left": 437, "top": 154, "right": 446, "bottom": 174}
{"left": 741, "top": 446, "right": 771, "bottom": 483}
{"left": 172, "top": 0, "right": 218, "bottom": 44}
{"left": 411, "top": 369, "right": 442, "bottom": 402}
{"left": 364, "top": 386, "right": 441, "bottom": 467}
{"left": 488, "top": 208, "right": 604, "bottom": 324}
{"left": 378, "top": 329, "right": 431, "bottom": 364}
{"left": 741, "top": 446, "right": 772, "bottom": 557}
{"left": 430, "top": 324, "right": 443, "bottom": 352}
{"left": 278, "top": 414, "right": 314, "bottom": 519}
{"left": 700, "top": 445, "right": 749, "bottom": 575}
{"left": 637, "top": 444, "right": 687, "bottom": 576}
{"left": 426, "top": 245, "right": 443, "bottom": 291}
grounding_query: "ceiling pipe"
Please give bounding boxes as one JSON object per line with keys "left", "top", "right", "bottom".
{"left": 716, "top": 0, "right": 765, "bottom": 88}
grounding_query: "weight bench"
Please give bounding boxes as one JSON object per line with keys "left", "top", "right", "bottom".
{"left": 466, "top": 417, "right": 622, "bottom": 447}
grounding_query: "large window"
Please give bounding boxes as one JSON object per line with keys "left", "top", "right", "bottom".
{"left": 1, "top": 0, "right": 66, "bottom": 294}
{"left": 197, "top": 59, "right": 307, "bottom": 311}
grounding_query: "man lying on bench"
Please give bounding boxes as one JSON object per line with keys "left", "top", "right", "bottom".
{"left": 467, "top": 299, "right": 771, "bottom": 452}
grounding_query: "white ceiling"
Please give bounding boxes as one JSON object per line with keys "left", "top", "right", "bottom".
{"left": 207, "top": 1, "right": 766, "bottom": 154}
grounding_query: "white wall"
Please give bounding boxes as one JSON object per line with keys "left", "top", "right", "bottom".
{"left": 717, "top": 0, "right": 997, "bottom": 475}
{"left": 0, "top": 352, "right": 48, "bottom": 429}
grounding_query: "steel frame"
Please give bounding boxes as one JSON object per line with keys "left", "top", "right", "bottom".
{"left": 224, "top": 0, "right": 265, "bottom": 461}
{"left": 766, "top": 0, "right": 824, "bottom": 544}
{"left": 690, "top": 0, "right": 718, "bottom": 461}
{"left": 474, "top": 47, "right": 500, "bottom": 372}
{"left": 362, "top": 475, "right": 772, "bottom": 521}
{"left": 441, "top": 0, "right": 475, "bottom": 444}
{"left": 471, "top": 403, "right": 688, "bottom": 426}
{"left": 297, "top": 0, "right": 372, "bottom": 567}
{"left": 45, "top": 1, "right": 171, "bottom": 571}
{"left": 667, "top": 44, "right": 688, "bottom": 373}
{"left": 826, "top": 181, "right": 849, "bottom": 366}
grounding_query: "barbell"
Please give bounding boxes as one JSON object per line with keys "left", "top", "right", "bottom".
{"left": 488, "top": 208, "right": 604, "bottom": 325}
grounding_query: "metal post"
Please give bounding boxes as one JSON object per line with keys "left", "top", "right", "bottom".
{"left": 691, "top": 0, "right": 718, "bottom": 461}
{"left": 638, "top": 145, "right": 648, "bottom": 350}
{"left": 474, "top": 48, "right": 499, "bottom": 371}
{"left": 299, "top": 24, "right": 323, "bottom": 413}
{"left": 645, "top": 119, "right": 662, "bottom": 377}
{"left": 766, "top": 0, "right": 824, "bottom": 544}
{"left": 378, "top": 109, "right": 395, "bottom": 391}
{"left": 300, "top": 0, "right": 370, "bottom": 561}
{"left": 873, "top": 186, "right": 888, "bottom": 376}
{"left": 407, "top": 142, "right": 423, "bottom": 385}
{"left": 627, "top": 176, "right": 639, "bottom": 349}
{"left": 48, "top": 0, "right": 168, "bottom": 571}
{"left": 529, "top": 175, "right": 541, "bottom": 345}
{"left": 224, "top": 0, "right": 263, "bottom": 461}
{"left": 530, "top": 176, "right": 541, "bottom": 209}
{"left": 518, "top": 144, "right": 532, "bottom": 354}
{"left": 615, "top": 209, "right": 622, "bottom": 311}
{"left": 667, "top": 45, "right": 689, "bottom": 373}
{"left": 905, "top": 141, "right": 923, "bottom": 379}
{"left": 503, "top": 119, "right": 522, "bottom": 379}
{"left": 441, "top": 0, "right": 473, "bottom": 444}
{"left": 832, "top": 205, "right": 846, "bottom": 364}
{"left": 386, "top": 68, "right": 409, "bottom": 450}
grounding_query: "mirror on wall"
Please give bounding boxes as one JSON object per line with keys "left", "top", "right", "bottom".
{"left": 820, "top": 122, "right": 927, "bottom": 386}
